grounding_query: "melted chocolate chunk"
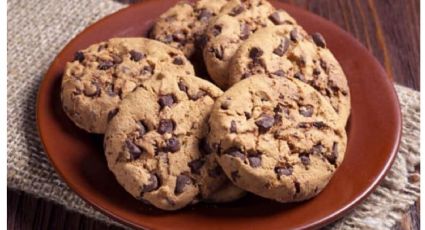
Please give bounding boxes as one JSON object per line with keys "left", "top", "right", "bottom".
{"left": 299, "top": 105, "right": 314, "bottom": 117}
{"left": 199, "top": 138, "right": 212, "bottom": 155}
{"left": 137, "top": 120, "right": 147, "bottom": 136}
{"left": 125, "top": 139, "right": 143, "bottom": 160}
{"left": 107, "top": 108, "right": 119, "bottom": 122}
{"left": 240, "top": 23, "right": 251, "bottom": 40}
{"left": 272, "top": 69, "right": 285, "bottom": 77}
{"left": 164, "top": 137, "right": 180, "bottom": 153}
{"left": 173, "top": 57, "right": 184, "bottom": 65}
{"left": 189, "top": 90, "right": 207, "bottom": 100}
{"left": 157, "top": 119, "right": 175, "bottom": 134}
{"left": 178, "top": 80, "right": 188, "bottom": 92}
{"left": 255, "top": 114, "right": 275, "bottom": 133}
{"left": 221, "top": 101, "right": 230, "bottom": 110}
{"left": 158, "top": 94, "right": 176, "bottom": 110}
{"left": 290, "top": 29, "right": 299, "bottom": 42}
{"left": 211, "top": 24, "right": 222, "bottom": 36}
{"left": 130, "top": 50, "right": 144, "bottom": 62}
{"left": 175, "top": 174, "right": 192, "bottom": 195}
{"left": 188, "top": 159, "right": 205, "bottom": 174}
{"left": 142, "top": 174, "right": 160, "bottom": 192}
{"left": 230, "top": 120, "right": 237, "bottom": 133}
{"left": 300, "top": 154, "right": 310, "bottom": 165}
{"left": 275, "top": 165, "right": 293, "bottom": 177}
{"left": 249, "top": 47, "right": 264, "bottom": 60}
{"left": 273, "top": 38, "right": 289, "bottom": 57}
{"left": 294, "top": 72, "right": 305, "bottom": 81}
{"left": 229, "top": 5, "right": 245, "bottom": 16}
{"left": 248, "top": 154, "right": 261, "bottom": 168}
{"left": 111, "top": 54, "right": 123, "bottom": 64}
{"left": 225, "top": 147, "right": 245, "bottom": 160}
{"left": 74, "top": 51, "right": 85, "bottom": 62}
{"left": 268, "top": 12, "right": 282, "bottom": 25}
{"left": 98, "top": 60, "right": 114, "bottom": 70}
{"left": 312, "top": 33, "right": 326, "bottom": 48}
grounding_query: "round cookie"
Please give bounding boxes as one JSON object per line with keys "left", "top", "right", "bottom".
{"left": 229, "top": 25, "right": 351, "bottom": 125}
{"left": 203, "top": 0, "right": 296, "bottom": 89}
{"left": 149, "top": 0, "right": 228, "bottom": 57}
{"left": 208, "top": 76, "right": 347, "bottom": 203}
{"left": 61, "top": 38, "right": 194, "bottom": 133}
{"left": 104, "top": 72, "right": 243, "bottom": 210}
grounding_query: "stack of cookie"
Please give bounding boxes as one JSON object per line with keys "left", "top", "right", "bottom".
{"left": 61, "top": 0, "right": 350, "bottom": 211}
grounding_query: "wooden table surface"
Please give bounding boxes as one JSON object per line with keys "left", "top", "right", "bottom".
{"left": 7, "top": 0, "right": 420, "bottom": 229}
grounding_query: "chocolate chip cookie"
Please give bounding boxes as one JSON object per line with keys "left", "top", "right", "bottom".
{"left": 61, "top": 38, "right": 194, "bottom": 133}
{"left": 208, "top": 76, "right": 347, "bottom": 203}
{"left": 229, "top": 25, "right": 351, "bottom": 125}
{"left": 203, "top": 0, "right": 296, "bottom": 89}
{"left": 149, "top": 0, "right": 228, "bottom": 57}
{"left": 104, "top": 72, "right": 243, "bottom": 210}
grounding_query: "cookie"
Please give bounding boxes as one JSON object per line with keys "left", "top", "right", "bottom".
{"left": 104, "top": 72, "right": 243, "bottom": 210}
{"left": 149, "top": 0, "right": 228, "bottom": 57}
{"left": 208, "top": 76, "right": 347, "bottom": 203}
{"left": 229, "top": 25, "right": 351, "bottom": 125}
{"left": 202, "top": 0, "right": 296, "bottom": 89}
{"left": 61, "top": 38, "right": 194, "bottom": 133}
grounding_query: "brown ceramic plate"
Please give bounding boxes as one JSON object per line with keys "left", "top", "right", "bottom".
{"left": 36, "top": 1, "right": 401, "bottom": 229}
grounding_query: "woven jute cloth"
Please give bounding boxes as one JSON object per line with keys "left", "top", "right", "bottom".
{"left": 7, "top": 0, "right": 420, "bottom": 229}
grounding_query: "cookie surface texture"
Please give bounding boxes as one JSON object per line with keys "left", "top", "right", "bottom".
{"left": 229, "top": 25, "right": 351, "bottom": 125}
{"left": 203, "top": 0, "right": 296, "bottom": 89}
{"left": 208, "top": 76, "right": 347, "bottom": 203}
{"left": 150, "top": 0, "right": 228, "bottom": 57}
{"left": 104, "top": 72, "right": 242, "bottom": 210}
{"left": 61, "top": 37, "right": 194, "bottom": 133}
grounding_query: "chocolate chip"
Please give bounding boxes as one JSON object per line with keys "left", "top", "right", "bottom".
{"left": 199, "top": 138, "right": 212, "bottom": 155}
{"left": 225, "top": 147, "right": 245, "bottom": 160}
{"left": 268, "top": 12, "right": 283, "bottom": 25}
{"left": 125, "top": 139, "right": 143, "bottom": 160}
{"left": 272, "top": 69, "right": 285, "bottom": 77}
{"left": 211, "top": 24, "right": 222, "bottom": 36}
{"left": 327, "top": 142, "right": 338, "bottom": 165}
{"left": 294, "top": 180, "right": 301, "bottom": 193}
{"left": 107, "top": 108, "right": 119, "bottom": 122}
{"left": 249, "top": 47, "right": 263, "bottom": 60}
{"left": 290, "top": 29, "right": 299, "bottom": 42}
{"left": 98, "top": 60, "right": 114, "bottom": 70}
{"left": 158, "top": 94, "right": 176, "bottom": 110}
{"left": 111, "top": 54, "right": 123, "bottom": 64}
{"left": 313, "top": 67, "right": 321, "bottom": 75}
{"left": 313, "top": 121, "right": 326, "bottom": 129}
{"left": 143, "top": 174, "right": 159, "bottom": 192}
{"left": 229, "top": 5, "right": 245, "bottom": 16}
{"left": 244, "top": 112, "right": 252, "bottom": 119}
{"left": 221, "top": 101, "right": 230, "bottom": 110}
{"left": 74, "top": 51, "right": 85, "bottom": 62}
{"left": 230, "top": 120, "right": 237, "bottom": 133}
{"left": 312, "top": 33, "right": 326, "bottom": 48}
{"left": 172, "top": 32, "right": 185, "bottom": 42}
{"left": 273, "top": 38, "right": 289, "bottom": 56}
{"left": 275, "top": 165, "right": 293, "bottom": 177}
{"left": 164, "top": 137, "right": 180, "bottom": 153}
{"left": 175, "top": 174, "right": 192, "bottom": 195}
{"left": 255, "top": 114, "right": 275, "bottom": 133}
{"left": 231, "top": 171, "right": 240, "bottom": 182}
{"left": 248, "top": 155, "right": 261, "bottom": 167}
{"left": 240, "top": 23, "right": 251, "bottom": 40}
{"left": 241, "top": 72, "right": 251, "bottom": 79}
{"left": 212, "top": 46, "right": 224, "bottom": 60}
{"left": 297, "top": 122, "right": 310, "bottom": 128}
{"left": 178, "top": 81, "right": 188, "bottom": 92}
{"left": 137, "top": 120, "right": 147, "bottom": 136}
{"left": 189, "top": 90, "right": 207, "bottom": 100}
{"left": 141, "top": 65, "right": 154, "bottom": 75}
{"left": 208, "top": 166, "right": 223, "bottom": 178}
{"left": 173, "top": 57, "right": 184, "bottom": 65}
{"left": 300, "top": 154, "right": 310, "bottom": 165}
{"left": 299, "top": 105, "right": 314, "bottom": 117}
{"left": 188, "top": 159, "right": 205, "bottom": 174}
{"left": 83, "top": 82, "right": 100, "bottom": 97}
{"left": 311, "top": 143, "right": 323, "bottom": 154}
{"left": 198, "top": 9, "right": 212, "bottom": 21}
{"left": 294, "top": 72, "right": 305, "bottom": 81}
{"left": 157, "top": 119, "right": 175, "bottom": 134}
{"left": 130, "top": 50, "right": 144, "bottom": 61}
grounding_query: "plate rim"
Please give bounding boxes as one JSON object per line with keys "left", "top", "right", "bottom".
{"left": 36, "top": 1, "right": 402, "bottom": 229}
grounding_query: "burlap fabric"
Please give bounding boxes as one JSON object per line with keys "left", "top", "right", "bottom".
{"left": 7, "top": 0, "right": 420, "bottom": 229}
